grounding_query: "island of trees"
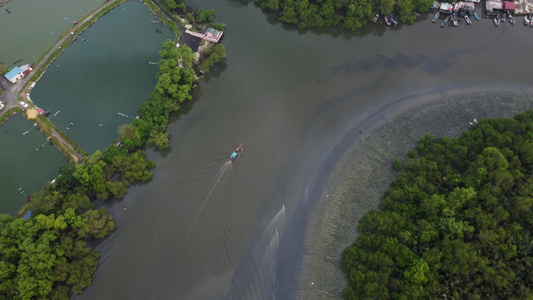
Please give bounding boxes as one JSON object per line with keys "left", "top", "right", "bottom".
{"left": 342, "top": 110, "right": 533, "bottom": 299}
{"left": 240, "top": 0, "right": 434, "bottom": 29}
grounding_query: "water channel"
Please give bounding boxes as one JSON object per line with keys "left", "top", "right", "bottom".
{"left": 4, "top": 0, "right": 533, "bottom": 299}
{"left": 75, "top": 1, "right": 533, "bottom": 300}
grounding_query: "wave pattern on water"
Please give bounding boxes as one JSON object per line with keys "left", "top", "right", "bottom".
{"left": 225, "top": 205, "right": 286, "bottom": 300}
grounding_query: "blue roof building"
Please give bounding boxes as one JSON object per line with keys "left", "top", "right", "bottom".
{"left": 5, "top": 67, "right": 23, "bottom": 83}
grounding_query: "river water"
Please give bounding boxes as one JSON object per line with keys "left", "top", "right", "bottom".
{"left": 75, "top": 2, "right": 533, "bottom": 300}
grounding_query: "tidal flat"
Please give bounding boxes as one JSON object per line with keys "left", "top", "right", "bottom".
{"left": 300, "top": 85, "right": 533, "bottom": 299}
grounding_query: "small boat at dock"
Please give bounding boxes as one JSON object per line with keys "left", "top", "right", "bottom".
{"left": 373, "top": 13, "right": 379, "bottom": 22}
{"left": 473, "top": 11, "right": 480, "bottom": 21}
{"left": 440, "top": 16, "right": 449, "bottom": 28}
{"left": 432, "top": 11, "right": 440, "bottom": 23}
{"left": 384, "top": 16, "right": 392, "bottom": 26}
{"left": 524, "top": 15, "right": 530, "bottom": 26}
{"left": 502, "top": 12, "right": 507, "bottom": 22}
{"left": 452, "top": 16, "right": 458, "bottom": 27}
{"left": 494, "top": 16, "right": 500, "bottom": 27}
{"left": 229, "top": 142, "right": 243, "bottom": 163}
{"left": 509, "top": 14, "right": 515, "bottom": 25}
{"left": 464, "top": 15, "right": 472, "bottom": 25}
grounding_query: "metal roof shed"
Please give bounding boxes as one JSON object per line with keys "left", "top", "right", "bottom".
{"left": 5, "top": 67, "right": 23, "bottom": 83}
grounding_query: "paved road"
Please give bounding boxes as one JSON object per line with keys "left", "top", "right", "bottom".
{"left": 0, "top": 0, "right": 116, "bottom": 118}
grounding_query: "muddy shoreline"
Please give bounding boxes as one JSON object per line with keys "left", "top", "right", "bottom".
{"left": 298, "top": 84, "right": 533, "bottom": 299}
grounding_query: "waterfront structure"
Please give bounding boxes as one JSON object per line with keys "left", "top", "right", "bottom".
{"left": 440, "top": 3, "right": 454, "bottom": 13}
{"left": 185, "top": 27, "right": 224, "bottom": 43}
{"left": 486, "top": 0, "right": 517, "bottom": 14}
{"left": 4, "top": 67, "right": 23, "bottom": 83}
{"left": 4, "top": 64, "right": 33, "bottom": 83}
{"left": 515, "top": 0, "right": 533, "bottom": 14}
{"left": 455, "top": 2, "right": 475, "bottom": 11}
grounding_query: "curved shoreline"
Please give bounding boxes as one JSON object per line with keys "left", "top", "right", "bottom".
{"left": 298, "top": 84, "right": 533, "bottom": 299}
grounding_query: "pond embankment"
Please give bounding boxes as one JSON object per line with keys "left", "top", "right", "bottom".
{"left": 299, "top": 85, "right": 533, "bottom": 299}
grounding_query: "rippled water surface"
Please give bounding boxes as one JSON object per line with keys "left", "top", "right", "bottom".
{"left": 8, "top": 0, "right": 533, "bottom": 299}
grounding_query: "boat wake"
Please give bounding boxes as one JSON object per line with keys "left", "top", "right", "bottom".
{"left": 224, "top": 205, "right": 286, "bottom": 300}
{"left": 185, "top": 161, "right": 232, "bottom": 238}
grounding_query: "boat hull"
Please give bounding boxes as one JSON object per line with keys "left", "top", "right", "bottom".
{"left": 229, "top": 142, "right": 244, "bottom": 163}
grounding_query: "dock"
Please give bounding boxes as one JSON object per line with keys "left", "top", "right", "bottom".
{"left": 514, "top": 0, "right": 533, "bottom": 14}
{"left": 185, "top": 29, "right": 223, "bottom": 43}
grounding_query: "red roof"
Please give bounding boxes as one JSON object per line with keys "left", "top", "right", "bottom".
{"left": 504, "top": 1, "right": 516, "bottom": 9}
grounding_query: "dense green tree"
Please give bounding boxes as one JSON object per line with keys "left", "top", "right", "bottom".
{"left": 0, "top": 61, "right": 8, "bottom": 75}
{"left": 343, "top": 110, "right": 533, "bottom": 299}
{"left": 196, "top": 8, "right": 215, "bottom": 23}
{"left": 198, "top": 44, "right": 226, "bottom": 73}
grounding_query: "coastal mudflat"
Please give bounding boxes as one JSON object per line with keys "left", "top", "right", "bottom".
{"left": 299, "top": 85, "right": 533, "bottom": 299}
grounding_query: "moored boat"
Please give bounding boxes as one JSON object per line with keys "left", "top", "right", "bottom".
{"left": 452, "top": 16, "right": 458, "bottom": 27}
{"left": 473, "top": 11, "right": 480, "bottom": 21}
{"left": 509, "top": 14, "right": 515, "bottom": 25}
{"left": 0, "top": 101, "right": 4, "bottom": 111}
{"left": 373, "top": 13, "right": 379, "bottom": 22}
{"left": 524, "top": 15, "right": 530, "bottom": 26}
{"left": 384, "top": 16, "right": 392, "bottom": 26}
{"left": 494, "top": 16, "right": 500, "bottom": 27}
{"left": 502, "top": 12, "right": 507, "bottom": 22}
{"left": 464, "top": 15, "right": 472, "bottom": 25}
{"left": 440, "top": 16, "right": 449, "bottom": 28}
{"left": 432, "top": 11, "right": 440, "bottom": 23}
{"left": 229, "top": 142, "right": 243, "bottom": 163}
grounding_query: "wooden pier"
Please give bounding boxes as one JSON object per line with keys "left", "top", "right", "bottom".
{"left": 185, "top": 29, "right": 223, "bottom": 43}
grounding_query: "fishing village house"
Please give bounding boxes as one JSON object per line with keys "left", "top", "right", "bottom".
{"left": 4, "top": 64, "right": 33, "bottom": 83}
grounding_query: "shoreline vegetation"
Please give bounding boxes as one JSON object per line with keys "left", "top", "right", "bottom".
{"left": 0, "top": 0, "right": 226, "bottom": 298}
{"left": 239, "top": 0, "right": 433, "bottom": 29}
{"left": 342, "top": 110, "right": 533, "bottom": 298}
{"left": 300, "top": 85, "right": 533, "bottom": 299}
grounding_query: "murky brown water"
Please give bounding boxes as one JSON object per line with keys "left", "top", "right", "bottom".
{"left": 9, "top": 1, "right": 531, "bottom": 299}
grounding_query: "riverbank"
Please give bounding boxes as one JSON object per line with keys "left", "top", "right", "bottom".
{"left": 299, "top": 84, "right": 533, "bottom": 299}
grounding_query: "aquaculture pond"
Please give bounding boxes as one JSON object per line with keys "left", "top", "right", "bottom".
{"left": 30, "top": 0, "right": 174, "bottom": 154}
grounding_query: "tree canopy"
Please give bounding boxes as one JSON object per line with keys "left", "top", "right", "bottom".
{"left": 342, "top": 110, "right": 533, "bottom": 299}
{"left": 248, "top": 0, "right": 433, "bottom": 28}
